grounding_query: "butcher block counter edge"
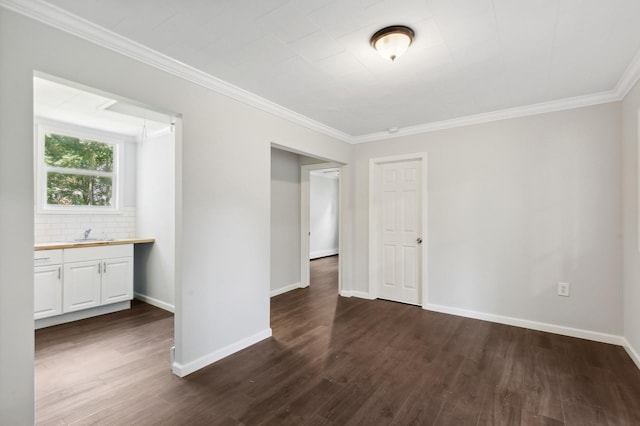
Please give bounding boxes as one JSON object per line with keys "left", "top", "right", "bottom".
{"left": 35, "top": 238, "right": 155, "bottom": 251}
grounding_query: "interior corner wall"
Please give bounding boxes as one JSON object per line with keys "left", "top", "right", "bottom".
{"left": 135, "top": 130, "right": 176, "bottom": 310}
{"left": 352, "top": 102, "right": 623, "bottom": 336}
{"left": 622, "top": 79, "right": 640, "bottom": 361}
{"left": 0, "top": 7, "right": 351, "bottom": 420}
{"left": 310, "top": 173, "right": 339, "bottom": 259}
{"left": 270, "top": 148, "right": 302, "bottom": 293}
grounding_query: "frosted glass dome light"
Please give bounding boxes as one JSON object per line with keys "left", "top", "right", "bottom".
{"left": 370, "top": 26, "right": 415, "bottom": 62}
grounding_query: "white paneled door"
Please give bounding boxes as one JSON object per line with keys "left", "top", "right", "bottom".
{"left": 378, "top": 160, "right": 422, "bottom": 305}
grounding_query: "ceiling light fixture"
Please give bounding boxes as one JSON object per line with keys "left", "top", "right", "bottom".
{"left": 370, "top": 25, "right": 415, "bottom": 62}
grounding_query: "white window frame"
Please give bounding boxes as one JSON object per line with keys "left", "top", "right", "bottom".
{"left": 35, "top": 121, "right": 125, "bottom": 214}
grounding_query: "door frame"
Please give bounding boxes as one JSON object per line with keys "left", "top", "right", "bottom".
{"left": 301, "top": 162, "right": 342, "bottom": 292}
{"left": 369, "top": 153, "right": 428, "bottom": 306}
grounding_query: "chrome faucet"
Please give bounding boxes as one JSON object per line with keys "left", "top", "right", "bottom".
{"left": 84, "top": 228, "right": 92, "bottom": 239}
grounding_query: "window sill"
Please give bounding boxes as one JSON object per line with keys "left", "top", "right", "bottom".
{"left": 36, "top": 207, "right": 125, "bottom": 215}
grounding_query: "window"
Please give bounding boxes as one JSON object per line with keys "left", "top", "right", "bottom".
{"left": 36, "top": 123, "right": 123, "bottom": 213}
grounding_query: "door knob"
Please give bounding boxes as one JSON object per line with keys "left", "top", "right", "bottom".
{"left": 417, "top": 237, "right": 422, "bottom": 244}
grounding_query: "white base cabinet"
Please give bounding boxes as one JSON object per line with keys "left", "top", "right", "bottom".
{"left": 35, "top": 244, "right": 133, "bottom": 320}
{"left": 101, "top": 257, "right": 133, "bottom": 304}
{"left": 34, "top": 250, "right": 63, "bottom": 319}
{"left": 63, "top": 260, "right": 103, "bottom": 313}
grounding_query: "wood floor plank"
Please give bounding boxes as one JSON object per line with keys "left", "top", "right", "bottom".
{"left": 262, "top": 378, "right": 343, "bottom": 425}
{"left": 432, "top": 358, "right": 494, "bottom": 425}
{"left": 476, "top": 386, "right": 522, "bottom": 426}
{"left": 563, "top": 402, "right": 609, "bottom": 426}
{"left": 344, "top": 354, "right": 420, "bottom": 425}
{"left": 34, "top": 256, "right": 640, "bottom": 425}
{"left": 391, "top": 351, "right": 465, "bottom": 425}
{"left": 520, "top": 410, "right": 565, "bottom": 426}
{"left": 521, "top": 344, "right": 564, "bottom": 422}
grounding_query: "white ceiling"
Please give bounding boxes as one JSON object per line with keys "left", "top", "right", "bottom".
{"left": 34, "top": 77, "right": 170, "bottom": 138}
{"left": 42, "top": 0, "right": 640, "bottom": 137}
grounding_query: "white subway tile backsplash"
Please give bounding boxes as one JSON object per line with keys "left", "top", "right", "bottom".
{"left": 34, "top": 207, "right": 137, "bottom": 243}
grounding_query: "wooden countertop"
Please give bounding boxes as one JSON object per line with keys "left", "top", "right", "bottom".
{"left": 35, "top": 238, "right": 155, "bottom": 251}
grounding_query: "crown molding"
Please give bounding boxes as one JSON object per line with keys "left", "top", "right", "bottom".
{"left": 352, "top": 90, "right": 622, "bottom": 143}
{"left": 2, "top": 0, "right": 640, "bottom": 145}
{"left": 0, "top": 0, "right": 353, "bottom": 143}
{"left": 353, "top": 42, "right": 640, "bottom": 143}
{"left": 353, "top": 50, "right": 640, "bottom": 143}
{"left": 615, "top": 48, "right": 640, "bottom": 99}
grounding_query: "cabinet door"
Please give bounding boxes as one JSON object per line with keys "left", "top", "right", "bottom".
{"left": 64, "top": 260, "right": 102, "bottom": 313}
{"left": 34, "top": 264, "right": 62, "bottom": 319}
{"left": 101, "top": 257, "right": 133, "bottom": 305}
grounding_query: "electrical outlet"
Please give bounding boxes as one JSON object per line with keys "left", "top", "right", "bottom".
{"left": 558, "top": 282, "right": 570, "bottom": 297}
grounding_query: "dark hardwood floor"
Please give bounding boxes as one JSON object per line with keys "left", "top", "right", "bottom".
{"left": 36, "top": 255, "right": 640, "bottom": 425}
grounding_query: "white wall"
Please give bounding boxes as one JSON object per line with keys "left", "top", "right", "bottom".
{"left": 135, "top": 130, "right": 176, "bottom": 311}
{"left": 0, "top": 11, "right": 35, "bottom": 424}
{"left": 310, "top": 173, "right": 339, "bottom": 259}
{"left": 622, "top": 79, "right": 640, "bottom": 364}
{"left": 0, "top": 8, "right": 351, "bottom": 422}
{"left": 270, "top": 148, "right": 301, "bottom": 294}
{"left": 352, "top": 103, "right": 623, "bottom": 336}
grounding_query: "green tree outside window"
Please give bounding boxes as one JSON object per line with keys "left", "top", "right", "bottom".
{"left": 44, "top": 133, "right": 115, "bottom": 206}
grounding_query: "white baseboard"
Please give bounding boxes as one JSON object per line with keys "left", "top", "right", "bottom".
{"left": 310, "top": 248, "right": 339, "bottom": 259}
{"left": 35, "top": 301, "right": 130, "bottom": 329}
{"left": 270, "top": 282, "right": 303, "bottom": 297}
{"left": 339, "top": 290, "right": 375, "bottom": 300}
{"left": 424, "top": 303, "right": 624, "bottom": 346}
{"left": 623, "top": 338, "right": 640, "bottom": 370}
{"left": 134, "top": 292, "right": 175, "bottom": 313}
{"left": 172, "top": 328, "right": 272, "bottom": 377}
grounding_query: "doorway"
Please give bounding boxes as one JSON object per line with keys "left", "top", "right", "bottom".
{"left": 32, "top": 73, "right": 181, "bottom": 402}
{"left": 269, "top": 146, "right": 343, "bottom": 298}
{"left": 309, "top": 168, "right": 340, "bottom": 260}
{"left": 32, "top": 73, "right": 179, "bottom": 316}
{"left": 369, "top": 153, "right": 428, "bottom": 306}
{"left": 301, "top": 162, "right": 342, "bottom": 292}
